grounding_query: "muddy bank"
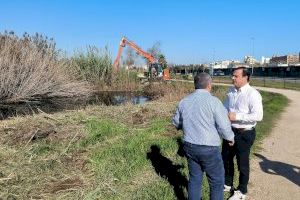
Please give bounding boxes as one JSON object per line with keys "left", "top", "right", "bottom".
{"left": 0, "top": 91, "right": 150, "bottom": 120}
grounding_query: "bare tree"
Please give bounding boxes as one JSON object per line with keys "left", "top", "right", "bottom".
{"left": 125, "top": 47, "right": 137, "bottom": 67}
{"left": 147, "top": 41, "right": 162, "bottom": 60}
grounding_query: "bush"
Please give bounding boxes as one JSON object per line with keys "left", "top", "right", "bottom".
{"left": 0, "top": 31, "right": 90, "bottom": 104}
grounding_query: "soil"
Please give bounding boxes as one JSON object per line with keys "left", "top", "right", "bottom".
{"left": 214, "top": 83, "right": 300, "bottom": 199}
{"left": 248, "top": 87, "right": 300, "bottom": 200}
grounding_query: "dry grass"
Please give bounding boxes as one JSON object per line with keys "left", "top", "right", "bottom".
{"left": 0, "top": 99, "right": 178, "bottom": 199}
{"left": 0, "top": 82, "right": 229, "bottom": 199}
{"left": 0, "top": 81, "right": 193, "bottom": 198}
{"left": 143, "top": 81, "right": 194, "bottom": 102}
{"left": 0, "top": 32, "right": 90, "bottom": 104}
{"left": 0, "top": 79, "right": 290, "bottom": 199}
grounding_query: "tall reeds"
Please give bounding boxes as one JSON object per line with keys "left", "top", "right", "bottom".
{"left": 71, "top": 46, "right": 140, "bottom": 91}
{"left": 0, "top": 32, "right": 90, "bottom": 104}
{"left": 71, "top": 46, "right": 113, "bottom": 87}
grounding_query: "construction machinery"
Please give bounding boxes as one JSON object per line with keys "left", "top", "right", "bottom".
{"left": 113, "top": 37, "right": 170, "bottom": 80}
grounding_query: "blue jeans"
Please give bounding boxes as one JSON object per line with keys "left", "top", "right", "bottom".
{"left": 184, "top": 142, "right": 224, "bottom": 200}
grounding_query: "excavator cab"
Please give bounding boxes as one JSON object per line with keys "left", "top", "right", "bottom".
{"left": 147, "top": 63, "right": 170, "bottom": 81}
{"left": 149, "top": 63, "right": 163, "bottom": 79}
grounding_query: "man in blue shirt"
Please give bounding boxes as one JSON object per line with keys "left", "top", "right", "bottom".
{"left": 173, "top": 72, "right": 234, "bottom": 200}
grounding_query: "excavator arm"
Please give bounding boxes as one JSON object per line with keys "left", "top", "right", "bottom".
{"left": 113, "top": 36, "right": 170, "bottom": 81}
{"left": 113, "top": 39, "right": 126, "bottom": 71}
{"left": 113, "top": 37, "right": 155, "bottom": 71}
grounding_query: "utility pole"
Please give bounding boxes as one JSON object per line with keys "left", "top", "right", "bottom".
{"left": 212, "top": 48, "right": 215, "bottom": 76}
{"left": 250, "top": 37, "right": 255, "bottom": 75}
{"left": 251, "top": 37, "right": 255, "bottom": 57}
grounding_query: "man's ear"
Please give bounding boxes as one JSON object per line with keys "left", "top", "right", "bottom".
{"left": 207, "top": 82, "right": 212, "bottom": 91}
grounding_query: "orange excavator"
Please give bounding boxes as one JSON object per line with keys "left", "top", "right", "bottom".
{"left": 113, "top": 37, "right": 170, "bottom": 80}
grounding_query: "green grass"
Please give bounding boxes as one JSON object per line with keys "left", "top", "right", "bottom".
{"left": 82, "top": 89, "right": 288, "bottom": 199}
{"left": 252, "top": 79, "right": 300, "bottom": 90}
{"left": 253, "top": 91, "right": 289, "bottom": 152}
{"left": 132, "top": 180, "right": 175, "bottom": 200}
{"left": 80, "top": 118, "right": 129, "bottom": 147}
{"left": 212, "top": 76, "right": 300, "bottom": 90}
{"left": 0, "top": 84, "right": 289, "bottom": 200}
{"left": 85, "top": 118, "right": 184, "bottom": 199}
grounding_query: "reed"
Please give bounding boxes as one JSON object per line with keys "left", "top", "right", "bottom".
{"left": 0, "top": 31, "right": 90, "bottom": 104}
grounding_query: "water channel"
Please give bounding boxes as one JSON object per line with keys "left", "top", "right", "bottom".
{"left": 0, "top": 91, "right": 150, "bottom": 120}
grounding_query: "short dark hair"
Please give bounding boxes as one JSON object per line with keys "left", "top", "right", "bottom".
{"left": 194, "top": 72, "right": 212, "bottom": 89}
{"left": 233, "top": 67, "right": 251, "bottom": 81}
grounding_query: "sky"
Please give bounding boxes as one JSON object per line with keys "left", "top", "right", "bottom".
{"left": 1, "top": 0, "right": 300, "bottom": 64}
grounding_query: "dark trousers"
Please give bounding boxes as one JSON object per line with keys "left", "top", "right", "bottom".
{"left": 184, "top": 142, "right": 224, "bottom": 200}
{"left": 221, "top": 128, "right": 256, "bottom": 194}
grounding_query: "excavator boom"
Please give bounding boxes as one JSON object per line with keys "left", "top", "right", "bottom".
{"left": 113, "top": 36, "right": 170, "bottom": 81}
{"left": 113, "top": 37, "right": 155, "bottom": 71}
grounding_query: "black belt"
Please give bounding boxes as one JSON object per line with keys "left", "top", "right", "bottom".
{"left": 232, "top": 127, "right": 254, "bottom": 134}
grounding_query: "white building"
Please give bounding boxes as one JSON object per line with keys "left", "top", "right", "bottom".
{"left": 244, "top": 56, "right": 259, "bottom": 65}
{"left": 210, "top": 60, "right": 238, "bottom": 69}
{"left": 261, "top": 56, "right": 270, "bottom": 65}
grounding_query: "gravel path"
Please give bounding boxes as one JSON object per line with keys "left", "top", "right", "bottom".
{"left": 248, "top": 87, "right": 300, "bottom": 200}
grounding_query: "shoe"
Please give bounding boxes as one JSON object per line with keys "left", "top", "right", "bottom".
{"left": 228, "top": 190, "right": 246, "bottom": 200}
{"left": 224, "top": 184, "right": 232, "bottom": 192}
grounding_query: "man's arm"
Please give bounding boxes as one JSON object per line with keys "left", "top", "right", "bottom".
{"left": 214, "top": 99, "right": 235, "bottom": 142}
{"left": 223, "top": 93, "right": 230, "bottom": 111}
{"left": 172, "top": 104, "right": 183, "bottom": 130}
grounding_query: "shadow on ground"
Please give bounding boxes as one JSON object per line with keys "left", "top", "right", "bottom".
{"left": 254, "top": 153, "right": 300, "bottom": 186}
{"left": 147, "top": 144, "right": 188, "bottom": 200}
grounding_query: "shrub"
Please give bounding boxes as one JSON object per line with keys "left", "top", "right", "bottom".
{"left": 0, "top": 31, "right": 90, "bottom": 104}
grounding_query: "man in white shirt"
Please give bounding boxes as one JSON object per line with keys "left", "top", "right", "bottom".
{"left": 222, "top": 67, "right": 263, "bottom": 200}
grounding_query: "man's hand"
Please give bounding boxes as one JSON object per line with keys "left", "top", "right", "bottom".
{"left": 228, "top": 112, "right": 236, "bottom": 121}
{"left": 228, "top": 140, "right": 235, "bottom": 146}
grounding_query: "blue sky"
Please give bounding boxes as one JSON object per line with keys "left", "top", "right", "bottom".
{"left": 1, "top": 0, "right": 299, "bottom": 64}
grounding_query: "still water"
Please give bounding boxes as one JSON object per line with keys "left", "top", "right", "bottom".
{"left": 0, "top": 91, "right": 150, "bottom": 120}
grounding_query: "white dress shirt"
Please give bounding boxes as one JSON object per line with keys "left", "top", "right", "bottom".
{"left": 224, "top": 83, "right": 263, "bottom": 129}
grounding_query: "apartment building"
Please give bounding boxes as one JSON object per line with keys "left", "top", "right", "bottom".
{"left": 270, "top": 54, "right": 300, "bottom": 66}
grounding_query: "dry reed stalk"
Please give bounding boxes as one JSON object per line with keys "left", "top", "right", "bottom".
{"left": 0, "top": 32, "right": 90, "bottom": 104}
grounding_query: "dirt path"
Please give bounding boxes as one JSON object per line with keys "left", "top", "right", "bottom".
{"left": 247, "top": 87, "right": 300, "bottom": 200}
